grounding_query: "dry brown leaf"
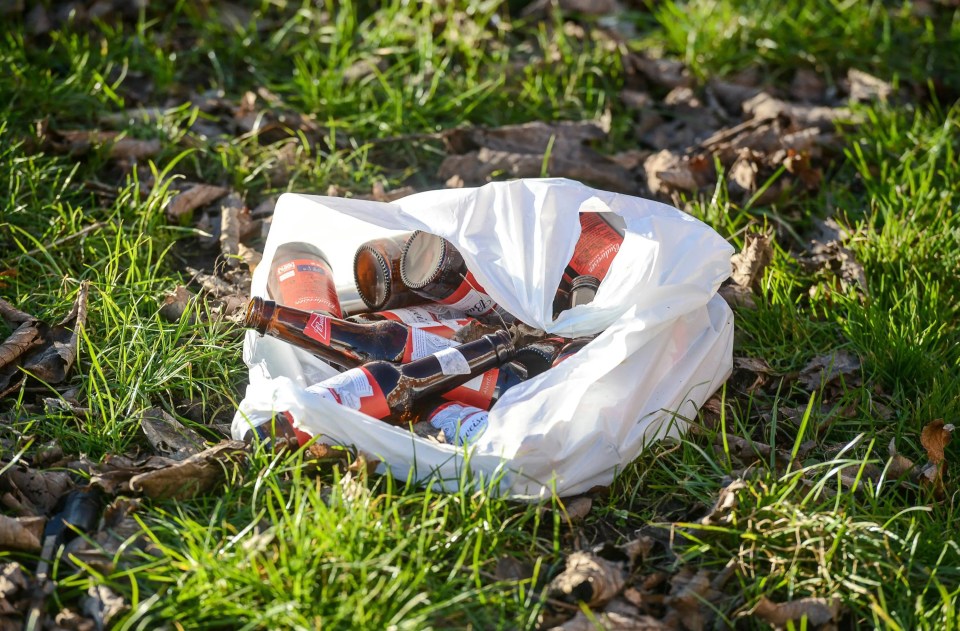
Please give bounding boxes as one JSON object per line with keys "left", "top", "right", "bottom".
{"left": 798, "top": 350, "right": 860, "bottom": 391}
{"left": 700, "top": 479, "right": 746, "bottom": 526}
{"left": 219, "top": 193, "right": 246, "bottom": 266}
{"left": 158, "top": 285, "right": 195, "bottom": 323}
{"left": 129, "top": 440, "right": 245, "bottom": 500}
{"left": 549, "top": 610, "right": 670, "bottom": 631}
{"left": 0, "top": 465, "right": 73, "bottom": 516}
{"left": 718, "top": 284, "right": 756, "bottom": 309}
{"left": 790, "top": 69, "right": 826, "bottom": 102}
{"left": 562, "top": 496, "right": 593, "bottom": 522}
{"left": 663, "top": 567, "right": 726, "bottom": 631}
{"left": 886, "top": 438, "right": 916, "bottom": 480}
{"left": 0, "top": 562, "right": 28, "bottom": 617}
{"left": 920, "top": 419, "right": 954, "bottom": 465}
{"left": 847, "top": 69, "right": 893, "bottom": 103}
{"left": 82, "top": 583, "right": 128, "bottom": 627}
{"left": 0, "top": 514, "right": 44, "bottom": 552}
{"left": 548, "top": 550, "right": 625, "bottom": 607}
{"left": 139, "top": 407, "right": 206, "bottom": 461}
{"left": 494, "top": 556, "right": 534, "bottom": 582}
{"left": 20, "top": 281, "right": 89, "bottom": 385}
{"left": 730, "top": 233, "right": 773, "bottom": 291}
{"left": 752, "top": 595, "right": 841, "bottom": 629}
{"left": 108, "top": 137, "right": 161, "bottom": 161}
{"left": 743, "top": 92, "right": 852, "bottom": 131}
{"left": 166, "top": 183, "right": 229, "bottom": 225}
{"left": 643, "top": 150, "right": 713, "bottom": 195}
{"left": 0, "top": 298, "right": 35, "bottom": 325}
{"left": 0, "top": 320, "right": 42, "bottom": 373}
{"left": 625, "top": 54, "right": 693, "bottom": 89}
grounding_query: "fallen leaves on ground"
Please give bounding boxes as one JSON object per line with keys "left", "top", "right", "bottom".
{"left": 0, "top": 283, "right": 89, "bottom": 398}
{"left": 919, "top": 419, "right": 954, "bottom": 497}
{"left": 91, "top": 440, "right": 246, "bottom": 500}
{"left": 0, "top": 514, "right": 44, "bottom": 551}
{"left": 139, "top": 407, "right": 206, "bottom": 461}
{"left": 751, "top": 595, "right": 842, "bottom": 630}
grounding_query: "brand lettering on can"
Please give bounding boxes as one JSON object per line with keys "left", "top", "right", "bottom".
{"left": 429, "top": 402, "right": 489, "bottom": 446}
{"left": 564, "top": 213, "right": 623, "bottom": 282}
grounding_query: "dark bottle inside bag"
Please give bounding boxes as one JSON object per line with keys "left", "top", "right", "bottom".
{"left": 267, "top": 242, "right": 343, "bottom": 317}
{"left": 515, "top": 338, "right": 568, "bottom": 375}
{"left": 399, "top": 231, "right": 518, "bottom": 325}
{"left": 354, "top": 233, "right": 422, "bottom": 310}
{"left": 243, "top": 297, "right": 461, "bottom": 368}
{"left": 552, "top": 338, "right": 593, "bottom": 366}
{"left": 305, "top": 330, "right": 516, "bottom": 422}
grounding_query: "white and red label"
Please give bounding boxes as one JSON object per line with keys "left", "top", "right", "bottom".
{"left": 402, "top": 327, "right": 460, "bottom": 363}
{"left": 306, "top": 366, "right": 390, "bottom": 419}
{"left": 428, "top": 401, "right": 489, "bottom": 446}
{"left": 275, "top": 257, "right": 343, "bottom": 317}
{"left": 443, "top": 368, "right": 498, "bottom": 410}
{"left": 437, "top": 272, "right": 497, "bottom": 317}
{"left": 433, "top": 347, "right": 471, "bottom": 375}
{"left": 304, "top": 313, "right": 331, "bottom": 346}
{"left": 380, "top": 306, "right": 472, "bottom": 339}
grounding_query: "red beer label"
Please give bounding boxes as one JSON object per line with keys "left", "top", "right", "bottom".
{"left": 304, "top": 313, "right": 332, "bottom": 346}
{"left": 401, "top": 327, "right": 460, "bottom": 363}
{"left": 275, "top": 257, "right": 343, "bottom": 317}
{"left": 437, "top": 271, "right": 497, "bottom": 317}
{"left": 442, "top": 368, "right": 499, "bottom": 410}
{"left": 309, "top": 366, "right": 390, "bottom": 420}
{"left": 564, "top": 213, "right": 623, "bottom": 283}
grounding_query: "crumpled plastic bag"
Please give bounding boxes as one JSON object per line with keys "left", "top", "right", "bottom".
{"left": 233, "top": 178, "right": 734, "bottom": 498}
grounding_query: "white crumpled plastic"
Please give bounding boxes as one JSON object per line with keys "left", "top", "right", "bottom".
{"left": 232, "top": 178, "right": 734, "bottom": 498}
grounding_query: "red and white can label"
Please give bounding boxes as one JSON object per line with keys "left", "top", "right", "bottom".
{"left": 443, "top": 368, "right": 498, "bottom": 410}
{"left": 275, "top": 257, "right": 343, "bottom": 317}
{"left": 564, "top": 213, "right": 623, "bottom": 283}
{"left": 304, "top": 313, "right": 332, "bottom": 346}
{"left": 402, "top": 327, "right": 460, "bottom": 362}
{"left": 307, "top": 366, "right": 390, "bottom": 419}
{"left": 428, "top": 401, "right": 489, "bottom": 446}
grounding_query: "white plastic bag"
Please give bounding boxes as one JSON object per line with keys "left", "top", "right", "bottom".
{"left": 233, "top": 178, "right": 734, "bottom": 498}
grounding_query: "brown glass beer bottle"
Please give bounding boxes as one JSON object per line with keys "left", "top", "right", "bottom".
{"left": 440, "top": 360, "right": 528, "bottom": 410}
{"left": 305, "top": 330, "right": 516, "bottom": 422}
{"left": 399, "top": 231, "right": 517, "bottom": 324}
{"left": 266, "top": 242, "right": 343, "bottom": 317}
{"left": 243, "top": 297, "right": 460, "bottom": 368}
{"left": 354, "top": 233, "right": 422, "bottom": 311}
{"left": 552, "top": 337, "right": 593, "bottom": 366}
{"left": 347, "top": 305, "right": 473, "bottom": 340}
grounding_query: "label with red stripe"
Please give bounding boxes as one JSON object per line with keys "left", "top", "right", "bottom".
{"left": 427, "top": 401, "right": 488, "bottom": 446}
{"left": 563, "top": 214, "right": 623, "bottom": 283}
{"left": 442, "top": 368, "right": 498, "bottom": 410}
{"left": 437, "top": 271, "right": 497, "bottom": 317}
{"left": 402, "top": 327, "right": 460, "bottom": 363}
{"left": 276, "top": 257, "right": 343, "bottom": 317}
{"left": 307, "top": 366, "right": 390, "bottom": 419}
{"left": 304, "top": 313, "right": 332, "bottom": 346}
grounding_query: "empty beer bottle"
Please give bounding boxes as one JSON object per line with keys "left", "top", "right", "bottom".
{"left": 347, "top": 304, "right": 473, "bottom": 339}
{"left": 266, "top": 242, "right": 342, "bottom": 317}
{"left": 243, "top": 297, "right": 460, "bottom": 368}
{"left": 552, "top": 337, "right": 593, "bottom": 366}
{"left": 238, "top": 410, "right": 310, "bottom": 451}
{"left": 305, "top": 330, "right": 516, "bottom": 422}
{"left": 441, "top": 360, "right": 528, "bottom": 410}
{"left": 515, "top": 338, "right": 568, "bottom": 375}
{"left": 399, "top": 231, "right": 517, "bottom": 324}
{"left": 354, "top": 233, "right": 421, "bottom": 310}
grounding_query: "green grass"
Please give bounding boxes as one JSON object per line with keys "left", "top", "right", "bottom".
{"left": 1, "top": 1, "right": 959, "bottom": 628}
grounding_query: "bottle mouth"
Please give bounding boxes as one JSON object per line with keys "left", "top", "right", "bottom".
{"left": 570, "top": 275, "right": 600, "bottom": 291}
{"left": 399, "top": 231, "right": 445, "bottom": 290}
{"left": 243, "top": 296, "right": 273, "bottom": 332}
{"left": 354, "top": 246, "right": 392, "bottom": 309}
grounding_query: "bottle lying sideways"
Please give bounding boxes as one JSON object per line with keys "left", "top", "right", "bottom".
{"left": 304, "top": 330, "right": 516, "bottom": 423}
{"left": 244, "top": 297, "right": 463, "bottom": 368}
{"left": 347, "top": 304, "right": 472, "bottom": 340}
